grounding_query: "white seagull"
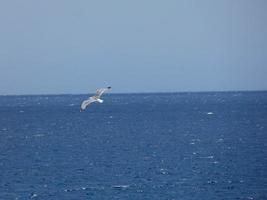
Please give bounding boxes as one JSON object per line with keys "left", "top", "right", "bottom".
{"left": 80, "top": 87, "right": 111, "bottom": 112}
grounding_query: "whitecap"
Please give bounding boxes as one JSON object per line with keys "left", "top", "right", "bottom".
{"left": 199, "top": 156, "right": 214, "bottom": 159}
{"left": 30, "top": 193, "right": 38, "bottom": 198}
{"left": 160, "top": 168, "right": 168, "bottom": 174}
{"left": 64, "top": 186, "right": 105, "bottom": 192}
{"left": 207, "top": 156, "right": 214, "bottom": 159}
{"left": 217, "top": 138, "right": 224, "bottom": 142}
{"left": 207, "top": 180, "right": 218, "bottom": 184}
{"left": 112, "top": 185, "right": 130, "bottom": 189}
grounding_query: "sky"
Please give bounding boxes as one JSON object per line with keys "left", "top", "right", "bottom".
{"left": 0, "top": 0, "right": 267, "bottom": 95}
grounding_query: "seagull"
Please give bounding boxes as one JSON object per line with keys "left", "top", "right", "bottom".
{"left": 80, "top": 87, "right": 111, "bottom": 112}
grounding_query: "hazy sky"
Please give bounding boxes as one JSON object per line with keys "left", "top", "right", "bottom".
{"left": 0, "top": 0, "right": 267, "bottom": 94}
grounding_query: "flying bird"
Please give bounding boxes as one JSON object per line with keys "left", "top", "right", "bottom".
{"left": 80, "top": 87, "right": 111, "bottom": 112}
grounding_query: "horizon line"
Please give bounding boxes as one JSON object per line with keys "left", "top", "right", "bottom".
{"left": 0, "top": 89, "right": 267, "bottom": 96}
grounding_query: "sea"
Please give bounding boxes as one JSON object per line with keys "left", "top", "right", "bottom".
{"left": 0, "top": 92, "right": 267, "bottom": 200}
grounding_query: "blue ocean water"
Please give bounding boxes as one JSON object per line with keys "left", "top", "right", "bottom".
{"left": 0, "top": 92, "right": 267, "bottom": 200}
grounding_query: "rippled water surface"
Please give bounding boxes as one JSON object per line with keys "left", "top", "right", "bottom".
{"left": 0, "top": 92, "right": 267, "bottom": 199}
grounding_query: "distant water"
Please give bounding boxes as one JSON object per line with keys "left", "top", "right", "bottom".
{"left": 0, "top": 92, "right": 267, "bottom": 200}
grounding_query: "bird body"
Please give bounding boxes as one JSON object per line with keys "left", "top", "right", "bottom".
{"left": 80, "top": 87, "right": 111, "bottom": 111}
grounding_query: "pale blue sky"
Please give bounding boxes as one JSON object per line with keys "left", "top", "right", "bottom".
{"left": 0, "top": 0, "right": 267, "bottom": 94}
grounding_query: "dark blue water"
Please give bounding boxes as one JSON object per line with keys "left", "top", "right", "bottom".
{"left": 1, "top": 92, "right": 267, "bottom": 200}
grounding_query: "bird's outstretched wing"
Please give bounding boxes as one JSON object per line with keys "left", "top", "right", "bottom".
{"left": 95, "top": 87, "right": 111, "bottom": 99}
{"left": 80, "top": 97, "right": 97, "bottom": 110}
